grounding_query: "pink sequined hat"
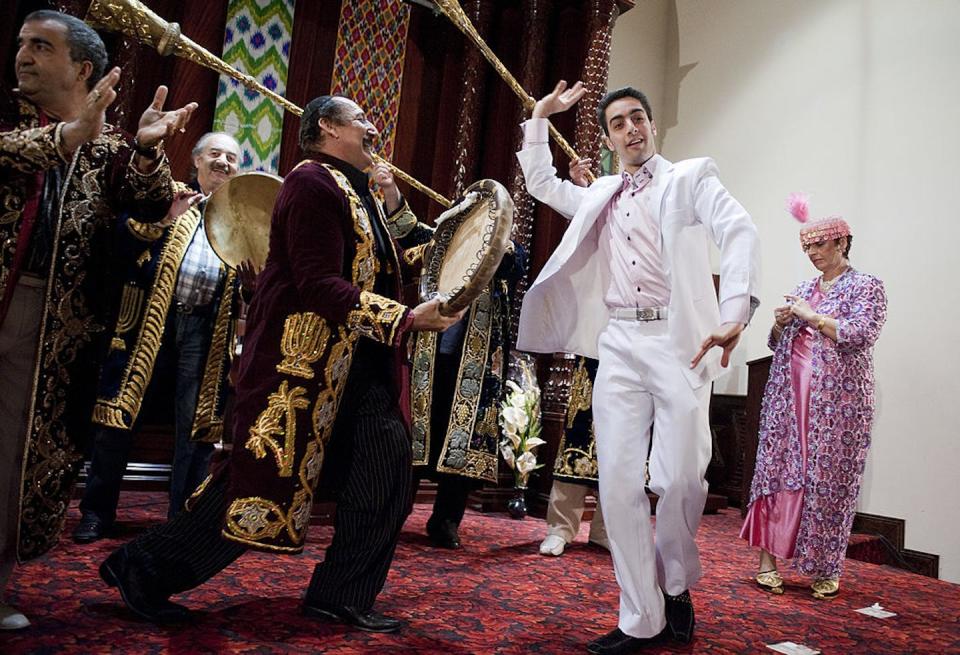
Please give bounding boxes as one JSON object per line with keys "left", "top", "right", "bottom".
{"left": 785, "top": 192, "right": 852, "bottom": 246}
{"left": 799, "top": 217, "right": 851, "bottom": 247}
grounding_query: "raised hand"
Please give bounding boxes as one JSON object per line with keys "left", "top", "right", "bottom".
{"left": 691, "top": 322, "right": 745, "bottom": 369}
{"left": 159, "top": 189, "right": 204, "bottom": 227}
{"left": 569, "top": 157, "right": 593, "bottom": 187}
{"left": 532, "top": 80, "right": 587, "bottom": 119}
{"left": 61, "top": 66, "right": 121, "bottom": 155}
{"left": 136, "top": 85, "right": 199, "bottom": 148}
{"left": 237, "top": 258, "right": 262, "bottom": 296}
{"left": 371, "top": 161, "right": 401, "bottom": 211}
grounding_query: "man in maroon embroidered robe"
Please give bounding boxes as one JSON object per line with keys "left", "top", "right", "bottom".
{"left": 100, "top": 94, "right": 460, "bottom": 633}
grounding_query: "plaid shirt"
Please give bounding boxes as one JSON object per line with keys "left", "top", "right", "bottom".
{"left": 174, "top": 219, "right": 224, "bottom": 308}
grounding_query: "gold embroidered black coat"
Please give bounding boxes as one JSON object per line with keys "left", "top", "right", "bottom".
{"left": 0, "top": 91, "right": 175, "bottom": 561}
{"left": 92, "top": 181, "right": 238, "bottom": 444}
{"left": 552, "top": 355, "right": 600, "bottom": 485}
{"left": 220, "top": 158, "right": 424, "bottom": 553}
{"left": 386, "top": 210, "right": 524, "bottom": 483}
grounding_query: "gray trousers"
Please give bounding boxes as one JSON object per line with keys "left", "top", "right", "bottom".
{"left": 0, "top": 276, "right": 43, "bottom": 597}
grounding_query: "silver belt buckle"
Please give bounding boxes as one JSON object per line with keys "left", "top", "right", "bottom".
{"left": 636, "top": 307, "right": 657, "bottom": 321}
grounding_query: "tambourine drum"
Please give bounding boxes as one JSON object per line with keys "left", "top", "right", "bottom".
{"left": 420, "top": 179, "right": 514, "bottom": 316}
{"left": 204, "top": 171, "right": 282, "bottom": 270}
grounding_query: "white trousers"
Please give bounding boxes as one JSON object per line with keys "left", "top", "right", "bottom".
{"left": 545, "top": 479, "right": 608, "bottom": 545}
{"left": 593, "top": 318, "right": 711, "bottom": 638}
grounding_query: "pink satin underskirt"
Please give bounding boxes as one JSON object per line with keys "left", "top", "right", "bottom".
{"left": 741, "top": 289, "right": 822, "bottom": 559}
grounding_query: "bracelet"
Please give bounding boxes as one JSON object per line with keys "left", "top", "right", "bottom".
{"left": 816, "top": 315, "right": 826, "bottom": 332}
{"left": 133, "top": 137, "right": 162, "bottom": 160}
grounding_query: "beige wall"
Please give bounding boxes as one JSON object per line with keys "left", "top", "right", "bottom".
{"left": 610, "top": 0, "right": 960, "bottom": 582}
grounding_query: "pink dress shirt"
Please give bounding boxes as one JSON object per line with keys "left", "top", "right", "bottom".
{"left": 597, "top": 157, "right": 671, "bottom": 310}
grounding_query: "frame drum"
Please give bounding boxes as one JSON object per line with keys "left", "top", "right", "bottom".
{"left": 204, "top": 171, "right": 282, "bottom": 269}
{"left": 420, "top": 179, "right": 514, "bottom": 316}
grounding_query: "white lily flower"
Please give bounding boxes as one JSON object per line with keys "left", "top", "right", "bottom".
{"left": 501, "top": 406, "right": 528, "bottom": 434}
{"left": 524, "top": 436, "right": 547, "bottom": 450}
{"left": 500, "top": 443, "right": 516, "bottom": 468}
{"left": 516, "top": 451, "right": 538, "bottom": 476}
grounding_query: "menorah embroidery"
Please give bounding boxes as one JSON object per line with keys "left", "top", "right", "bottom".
{"left": 276, "top": 312, "right": 329, "bottom": 379}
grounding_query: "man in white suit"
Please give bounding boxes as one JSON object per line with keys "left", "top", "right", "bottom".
{"left": 517, "top": 82, "right": 759, "bottom": 654}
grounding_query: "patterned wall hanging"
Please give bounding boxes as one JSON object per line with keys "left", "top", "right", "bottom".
{"left": 330, "top": 0, "right": 412, "bottom": 162}
{"left": 213, "top": 0, "right": 296, "bottom": 173}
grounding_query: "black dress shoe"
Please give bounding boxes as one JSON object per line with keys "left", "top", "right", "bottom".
{"left": 73, "top": 515, "right": 108, "bottom": 544}
{"left": 99, "top": 548, "right": 191, "bottom": 624}
{"left": 586, "top": 627, "right": 666, "bottom": 654}
{"left": 302, "top": 600, "right": 404, "bottom": 633}
{"left": 663, "top": 589, "right": 695, "bottom": 644}
{"left": 426, "top": 517, "right": 462, "bottom": 549}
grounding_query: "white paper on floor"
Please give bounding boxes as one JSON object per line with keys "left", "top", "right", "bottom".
{"left": 766, "top": 642, "right": 822, "bottom": 655}
{"left": 855, "top": 602, "right": 897, "bottom": 619}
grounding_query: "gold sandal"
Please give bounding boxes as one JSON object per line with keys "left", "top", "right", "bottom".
{"left": 811, "top": 578, "right": 839, "bottom": 599}
{"left": 756, "top": 570, "right": 785, "bottom": 595}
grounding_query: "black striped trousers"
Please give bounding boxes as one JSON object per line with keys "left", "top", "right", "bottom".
{"left": 119, "top": 372, "right": 414, "bottom": 609}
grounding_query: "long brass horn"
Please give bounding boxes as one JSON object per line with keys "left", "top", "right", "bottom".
{"left": 430, "top": 0, "right": 595, "bottom": 183}
{"left": 84, "top": 0, "right": 453, "bottom": 208}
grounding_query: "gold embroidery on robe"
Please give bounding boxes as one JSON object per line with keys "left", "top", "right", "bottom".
{"left": 91, "top": 202, "right": 200, "bottom": 429}
{"left": 566, "top": 358, "right": 593, "bottom": 428}
{"left": 554, "top": 357, "right": 599, "bottom": 481}
{"left": 8, "top": 111, "right": 175, "bottom": 560}
{"left": 276, "top": 312, "right": 329, "bottom": 379}
{"left": 225, "top": 497, "right": 288, "bottom": 543}
{"left": 346, "top": 290, "right": 407, "bottom": 345}
{"left": 410, "top": 330, "right": 438, "bottom": 465}
{"left": 245, "top": 381, "right": 310, "bottom": 477}
{"left": 190, "top": 268, "right": 238, "bottom": 443}
{"left": 222, "top": 162, "right": 407, "bottom": 554}
{"left": 436, "top": 289, "right": 497, "bottom": 482}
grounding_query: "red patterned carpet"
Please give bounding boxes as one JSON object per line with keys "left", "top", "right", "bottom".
{"left": 3, "top": 493, "right": 958, "bottom": 654}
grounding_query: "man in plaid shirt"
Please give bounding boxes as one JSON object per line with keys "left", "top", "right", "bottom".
{"left": 74, "top": 132, "right": 257, "bottom": 543}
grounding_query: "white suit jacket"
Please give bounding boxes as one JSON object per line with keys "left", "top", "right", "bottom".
{"left": 516, "top": 136, "right": 760, "bottom": 389}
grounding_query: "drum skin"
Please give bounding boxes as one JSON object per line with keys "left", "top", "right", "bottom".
{"left": 420, "top": 179, "right": 514, "bottom": 316}
{"left": 204, "top": 171, "right": 282, "bottom": 270}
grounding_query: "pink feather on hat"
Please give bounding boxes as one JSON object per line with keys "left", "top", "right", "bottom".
{"left": 786, "top": 192, "right": 810, "bottom": 223}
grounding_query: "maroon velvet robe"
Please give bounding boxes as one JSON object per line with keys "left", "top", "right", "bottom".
{"left": 218, "top": 156, "right": 423, "bottom": 553}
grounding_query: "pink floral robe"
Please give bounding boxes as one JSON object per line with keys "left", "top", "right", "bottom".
{"left": 741, "top": 268, "right": 887, "bottom": 579}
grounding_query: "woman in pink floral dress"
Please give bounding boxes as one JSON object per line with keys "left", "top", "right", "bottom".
{"left": 740, "top": 206, "right": 887, "bottom": 599}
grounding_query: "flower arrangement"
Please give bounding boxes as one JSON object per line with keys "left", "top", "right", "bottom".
{"left": 499, "top": 357, "right": 545, "bottom": 489}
